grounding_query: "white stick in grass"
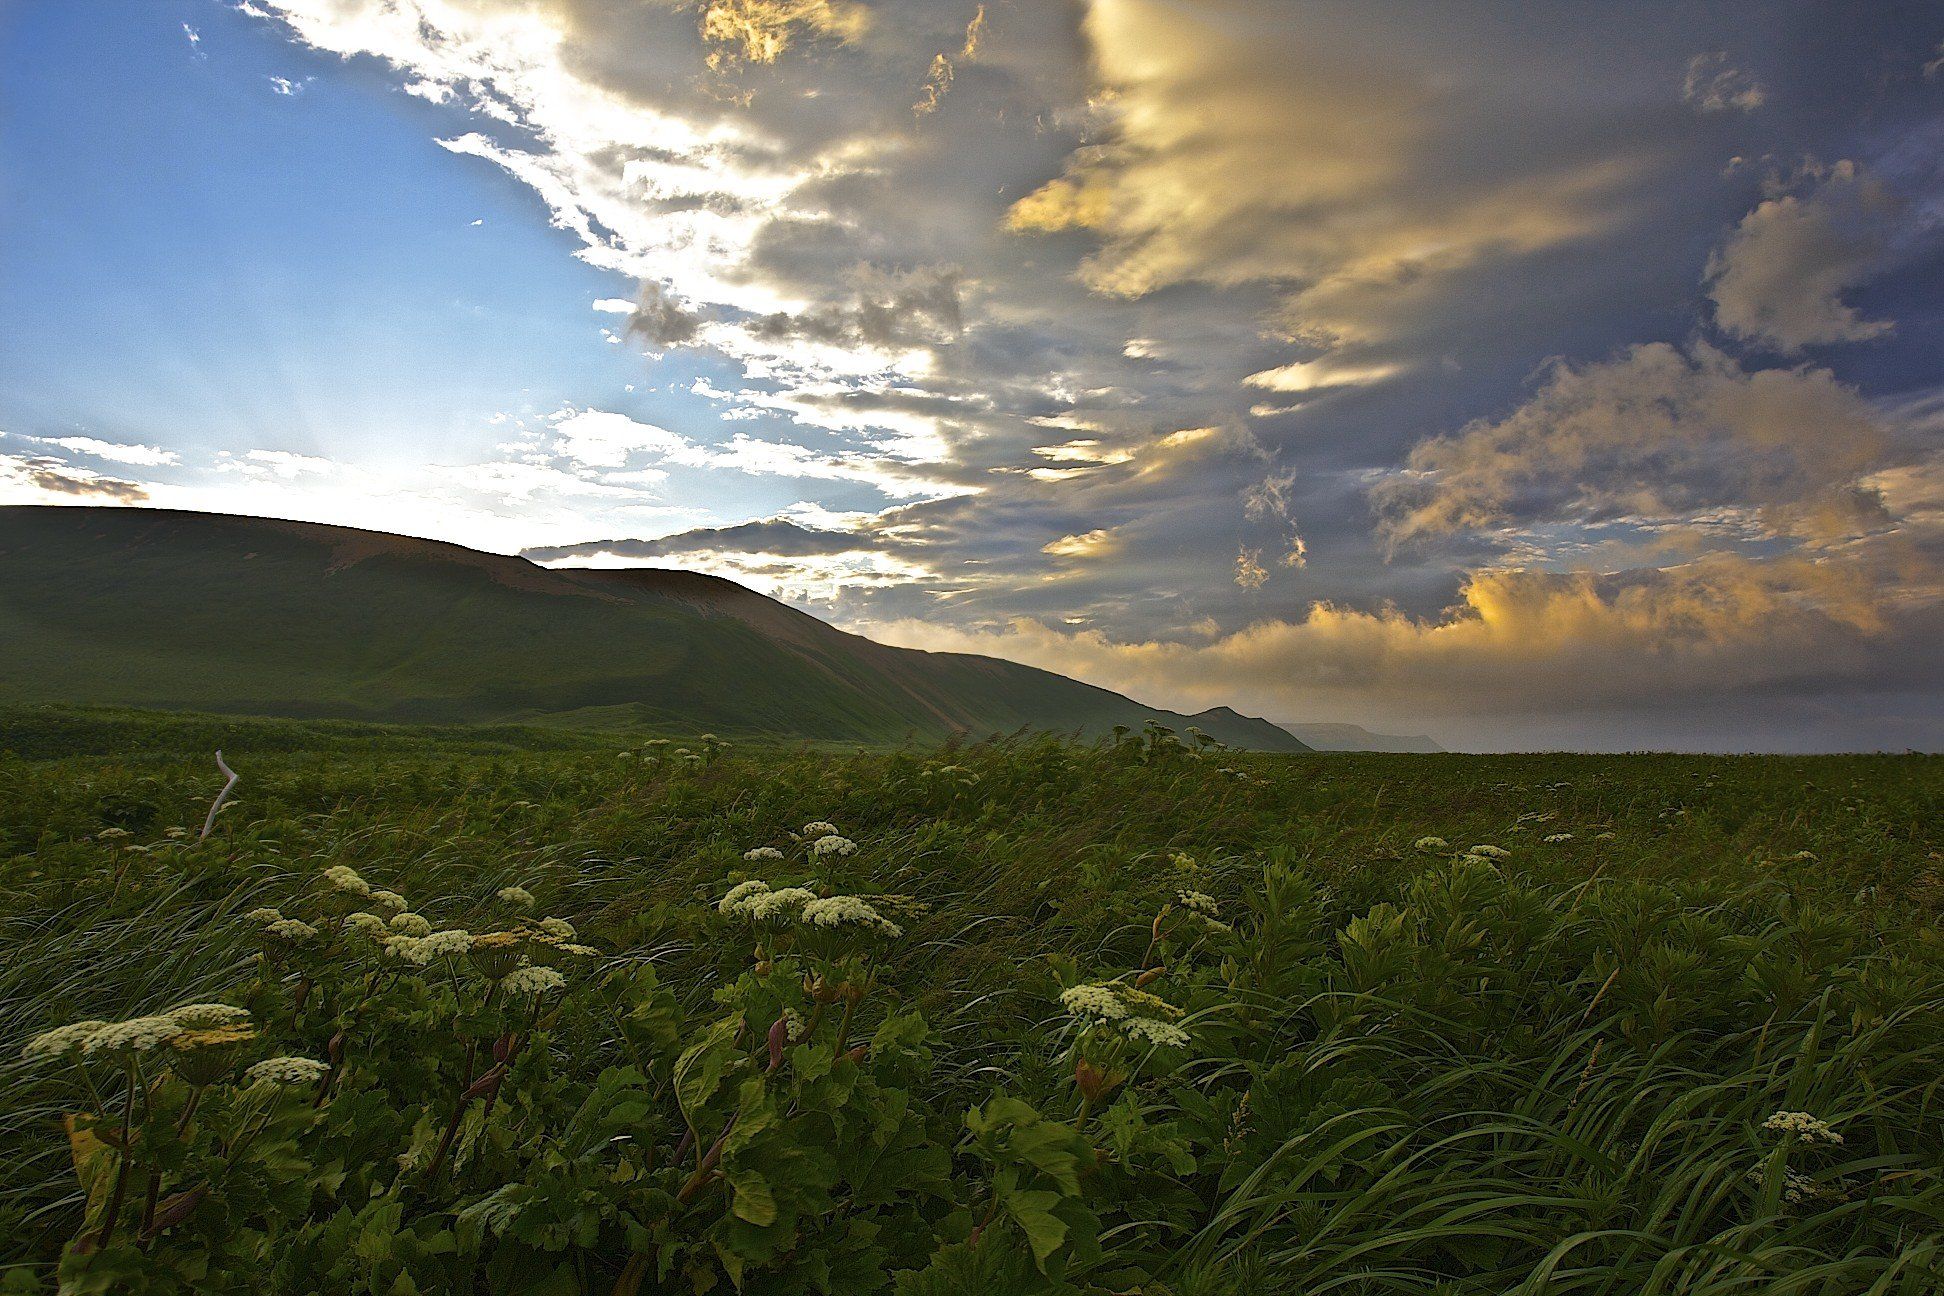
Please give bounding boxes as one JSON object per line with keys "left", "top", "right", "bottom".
{"left": 200, "top": 750, "right": 238, "bottom": 841}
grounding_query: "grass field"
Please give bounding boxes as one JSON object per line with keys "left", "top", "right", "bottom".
{"left": 2, "top": 709, "right": 1939, "bottom": 1293}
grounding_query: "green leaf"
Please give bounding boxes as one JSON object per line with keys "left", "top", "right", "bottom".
{"left": 674, "top": 1015, "right": 745, "bottom": 1126}
{"left": 729, "top": 1169, "right": 778, "bottom": 1226}
{"left": 1002, "top": 1190, "right": 1068, "bottom": 1270}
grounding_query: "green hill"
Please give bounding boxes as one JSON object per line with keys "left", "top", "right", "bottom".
{"left": 0, "top": 506, "right": 1308, "bottom": 750}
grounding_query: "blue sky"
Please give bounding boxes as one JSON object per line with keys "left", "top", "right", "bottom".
{"left": 1, "top": 0, "right": 840, "bottom": 543}
{"left": 5, "top": 3, "right": 607, "bottom": 446}
{"left": 3, "top": 0, "right": 1941, "bottom": 749}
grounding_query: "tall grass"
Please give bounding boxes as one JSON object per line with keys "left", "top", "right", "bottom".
{"left": 0, "top": 722, "right": 1937, "bottom": 1292}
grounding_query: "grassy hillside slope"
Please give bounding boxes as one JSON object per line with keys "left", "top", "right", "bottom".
{"left": 0, "top": 506, "right": 1307, "bottom": 749}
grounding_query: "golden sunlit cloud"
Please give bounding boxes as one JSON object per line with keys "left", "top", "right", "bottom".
{"left": 1042, "top": 527, "right": 1121, "bottom": 558}
{"left": 698, "top": 0, "right": 870, "bottom": 68}
{"left": 873, "top": 550, "right": 1924, "bottom": 729}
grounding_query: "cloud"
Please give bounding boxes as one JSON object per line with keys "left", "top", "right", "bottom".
{"left": 246, "top": 449, "right": 333, "bottom": 477}
{"left": 625, "top": 283, "right": 706, "bottom": 349}
{"left": 0, "top": 454, "right": 149, "bottom": 503}
{"left": 1004, "top": 0, "right": 1648, "bottom": 376}
{"left": 696, "top": 0, "right": 870, "bottom": 69}
{"left": 1683, "top": 52, "right": 1765, "bottom": 113}
{"left": 543, "top": 406, "right": 963, "bottom": 497}
{"left": 1706, "top": 161, "right": 1898, "bottom": 352}
{"left": 30, "top": 436, "right": 180, "bottom": 467}
{"left": 747, "top": 267, "right": 962, "bottom": 351}
{"left": 1373, "top": 342, "right": 1898, "bottom": 548}
{"left": 1042, "top": 527, "right": 1120, "bottom": 558}
{"left": 529, "top": 516, "right": 879, "bottom": 563}
{"left": 527, "top": 514, "right": 936, "bottom": 604}
{"left": 1244, "top": 358, "right": 1404, "bottom": 395}
{"left": 550, "top": 408, "right": 691, "bottom": 468}
{"left": 871, "top": 550, "right": 1937, "bottom": 737}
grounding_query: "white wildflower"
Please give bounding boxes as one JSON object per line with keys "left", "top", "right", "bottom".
{"left": 383, "top": 935, "right": 432, "bottom": 965}
{"left": 1764, "top": 1110, "right": 1843, "bottom": 1145}
{"left": 243, "top": 1056, "right": 329, "bottom": 1087}
{"left": 84, "top": 1016, "right": 184, "bottom": 1055}
{"left": 1176, "top": 890, "right": 1220, "bottom": 918}
{"left": 800, "top": 821, "right": 838, "bottom": 839}
{"left": 166, "top": 1003, "right": 251, "bottom": 1029}
{"left": 321, "top": 865, "right": 370, "bottom": 897}
{"left": 742, "top": 887, "right": 816, "bottom": 922}
{"left": 264, "top": 918, "right": 318, "bottom": 942}
{"left": 420, "top": 929, "right": 472, "bottom": 959}
{"left": 719, "top": 880, "right": 771, "bottom": 916}
{"left": 98, "top": 828, "right": 131, "bottom": 841}
{"left": 1059, "top": 984, "right": 1129, "bottom": 1022}
{"left": 1465, "top": 844, "right": 1511, "bottom": 859}
{"left": 558, "top": 943, "right": 600, "bottom": 957}
{"left": 811, "top": 835, "right": 857, "bottom": 858}
{"left": 23, "top": 1021, "right": 107, "bottom": 1062}
{"left": 368, "top": 890, "right": 407, "bottom": 913}
{"left": 536, "top": 916, "right": 575, "bottom": 940}
{"left": 383, "top": 928, "right": 471, "bottom": 966}
{"left": 1790, "top": 851, "right": 1818, "bottom": 862}
{"left": 244, "top": 907, "right": 284, "bottom": 924}
{"left": 743, "top": 847, "right": 784, "bottom": 861}
{"left": 1119, "top": 986, "right": 1182, "bottom": 1018}
{"left": 501, "top": 965, "right": 566, "bottom": 996}
{"left": 389, "top": 912, "right": 432, "bottom": 936}
{"left": 343, "top": 912, "right": 389, "bottom": 938}
{"left": 1120, "top": 1016, "right": 1192, "bottom": 1049}
{"left": 800, "top": 895, "right": 902, "bottom": 938}
{"left": 1543, "top": 833, "right": 1574, "bottom": 844}
{"left": 781, "top": 1007, "right": 807, "bottom": 1042}
{"left": 1414, "top": 836, "right": 1448, "bottom": 851}
{"left": 497, "top": 886, "right": 536, "bottom": 909}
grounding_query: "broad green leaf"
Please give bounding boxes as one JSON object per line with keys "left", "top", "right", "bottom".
{"left": 729, "top": 1169, "right": 777, "bottom": 1226}
{"left": 1002, "top": 1189, "right": 1068, "bottom": 1270}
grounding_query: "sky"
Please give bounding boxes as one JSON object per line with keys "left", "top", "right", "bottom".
{"left": 2, "top": 1, "right": 1941, "bottom": 751}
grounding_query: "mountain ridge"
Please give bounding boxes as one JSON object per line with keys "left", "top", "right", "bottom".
{"left": 0, "top": 506, "right": 1310, "bottom": 751}
{"left": 1278, "top": 721, "right": 1443, "bottom": 753}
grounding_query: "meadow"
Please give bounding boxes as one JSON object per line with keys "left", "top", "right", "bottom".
{"left": 1, "top": 708, "right": 1939, "bottom": 1294}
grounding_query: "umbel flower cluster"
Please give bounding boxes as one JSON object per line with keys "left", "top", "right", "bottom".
{"left": 24, "top": 1001, "right": 262, "bottom": 1064}
{"left": 1764, "top": 1110, "right": 1845, "bottom": 1145}
{"left": 720, "top": 879, "right": 902, "bottom": 938}
{"left": 722, "top": 822, "right": 902, "bottom": 937}
{"left": 238, "top": 864, "right": 597, "bottom": 981}
{"left": 1059, "top": 981, "right": 1191, "bottom": 1050}
{"left": 23, "top": 998, "right": 319, "bottom": 1109}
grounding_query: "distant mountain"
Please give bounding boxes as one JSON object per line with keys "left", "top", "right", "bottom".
{"left": 0, "top": 507, "right": 1309, "bottom": 751}
{"left": 1279, "top": 721, "right": 1443, "bottom": 753}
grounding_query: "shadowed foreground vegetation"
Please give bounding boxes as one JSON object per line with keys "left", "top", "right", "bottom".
{"left": 1, "top": 712, "right": 1939, "bottom": 1293}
